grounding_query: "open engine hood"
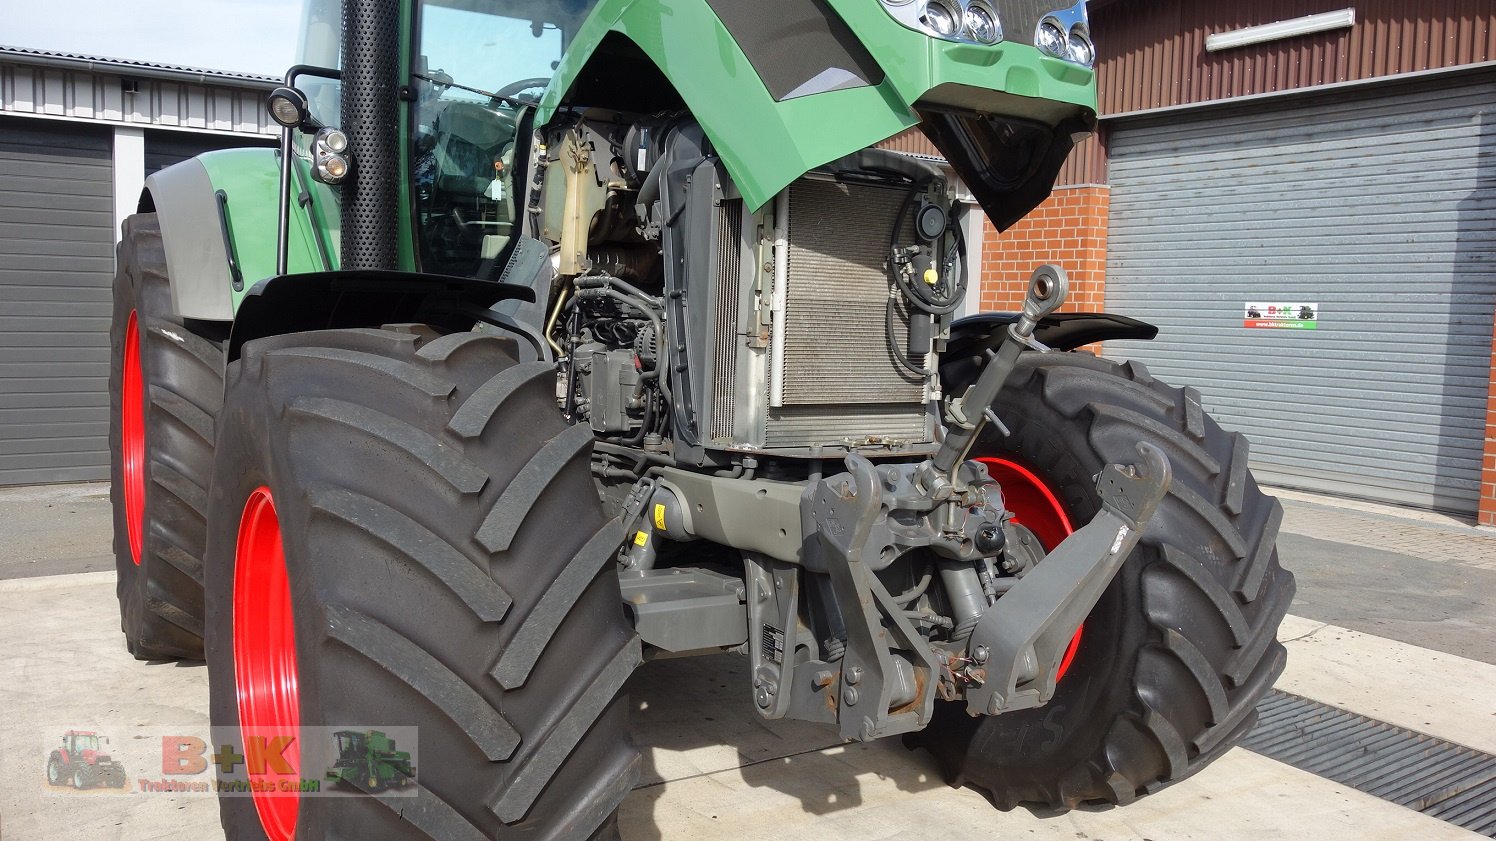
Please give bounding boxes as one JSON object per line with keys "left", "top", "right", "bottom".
{"left": 538, "top": 0, "right": 1099, "bottom": 226}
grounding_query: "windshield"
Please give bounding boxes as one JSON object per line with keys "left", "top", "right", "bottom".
{"left": 411, "top": 0, "right": 598, "bottom": 276}
{"left": 71, "top": 734, "right": 100, "bottom": 751}
{"left": 417, "top": 2, "right": 571, "bottom": 96}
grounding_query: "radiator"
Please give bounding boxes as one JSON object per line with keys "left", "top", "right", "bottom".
{"left": 766, "top": 178, "right": 931, "bottom": 448}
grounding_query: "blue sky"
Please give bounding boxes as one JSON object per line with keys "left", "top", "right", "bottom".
{"left": 4, "top": 0, "right": 304, "bottom": 76}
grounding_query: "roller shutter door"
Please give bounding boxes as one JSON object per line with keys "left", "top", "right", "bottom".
{"left": 0, "top": 117, "right": 115, "bottom": 485}
{"left": 1107, "top": 72, "right": 1496, "bottom": 514}
{"left": 144, "top": 129, "right": 274, "bottom": 175}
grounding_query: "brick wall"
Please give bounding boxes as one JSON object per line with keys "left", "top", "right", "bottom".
{"left": 976, "top": 186, "right": 1109, "bottom": 313}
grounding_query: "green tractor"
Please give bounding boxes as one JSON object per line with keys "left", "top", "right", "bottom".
{"left": 326, "top": 730, "right": 415, "bottom": 792}
{"left": 107, "top": 0, "right": 1294, "bottom": 838}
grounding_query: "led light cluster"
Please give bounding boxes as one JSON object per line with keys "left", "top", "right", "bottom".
{"left": 1035, "top": 1, "right": 1094, "bottom": 67}
{"left": 882, "top": 0, "right": 1003, "bottom": 46}
{"left": 311, "top": 127, "right": 352, "bottom": 185}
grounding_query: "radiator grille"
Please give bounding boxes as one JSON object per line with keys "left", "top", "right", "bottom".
{"left": 781, "top": 179, "right": 924, "bottom": 406}
{"left": 763, "top": 178, "right": 928, "bottom": 447}
{"left": 710, "top": 200, "right": 744, "bottom": 443}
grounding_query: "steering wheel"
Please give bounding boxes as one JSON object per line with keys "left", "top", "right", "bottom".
{"left": 495, "top": 77, "right": 552, "bottom": 103}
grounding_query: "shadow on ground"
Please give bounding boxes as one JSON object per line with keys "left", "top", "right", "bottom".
{"left": 621, "top": 653, "right": 952, "bottom": 840}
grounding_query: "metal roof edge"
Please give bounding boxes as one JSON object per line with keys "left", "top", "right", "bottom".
{"left": 0, "top": 45, "right": 279, "bottom": 89}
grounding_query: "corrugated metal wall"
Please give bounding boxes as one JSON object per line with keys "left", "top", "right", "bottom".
{"left": 1093, "top": 0, "right": 1496, "bottom": 115}
{"left": 1106, "top": 72, "right": 1496, "bottom": 513}
{"left": 0, "top": 117, "right": 116, "bottom": 485}
{"left": 0, "top": 62, "right": 278, "bottom": 138}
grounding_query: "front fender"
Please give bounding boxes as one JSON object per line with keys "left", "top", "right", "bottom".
{"left": 940, "top": 311, "right": 1159, "bottom": 390}
{"left": 143, "top": 148, "right": 330, "bottom": 321}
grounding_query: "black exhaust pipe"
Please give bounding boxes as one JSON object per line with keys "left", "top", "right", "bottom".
{"left": 340, "top": 0, "right": 400, "bottom": 270}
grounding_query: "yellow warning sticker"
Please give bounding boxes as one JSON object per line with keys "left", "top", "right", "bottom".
{"left": 633, "top": 530, "right": 649, "bottom": 547}
{"left": 653, "top": 503, "right": 667, "bottom": 531}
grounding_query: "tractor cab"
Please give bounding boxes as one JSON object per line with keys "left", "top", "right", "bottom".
{"left": 291, "top": 0, "right": 598, "bottom": 277}
{"left": 62, "top": 730, "right": 102, "bottom": 758}
{"left": 408, "top": 1, "right": 595, "bottom": 274}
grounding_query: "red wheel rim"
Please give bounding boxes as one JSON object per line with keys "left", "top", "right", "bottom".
{"left": 977, "top": 457, "right": 1085, "bottom": 682}
{"left": 122, "top": 311, "right": 146, "bottom": 565}
{"left": 233, "top": 487, "right": 301, "bottom": 841}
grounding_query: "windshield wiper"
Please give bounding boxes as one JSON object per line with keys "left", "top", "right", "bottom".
{"left": 412, "top": 73, "right": 527, "bottom": 107}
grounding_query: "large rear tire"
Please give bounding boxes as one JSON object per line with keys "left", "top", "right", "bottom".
{"left": 912, "top": 352, "right": 1295, "bottom": 809}
{"left": 204, "top": 326, "right": 639, "bottom": 840}
{"left": 108, "top": 213, "right": 222, "bottom": 660}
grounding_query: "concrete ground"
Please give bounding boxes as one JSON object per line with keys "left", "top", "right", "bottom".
{"left": 1, "top": 481, "right": 1493, "bottom": 840}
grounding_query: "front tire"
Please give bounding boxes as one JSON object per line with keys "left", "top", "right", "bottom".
{"left": 913, "top": 352, "right": 1295, "bottom": 809}
{"left": 205, "top": 327, "right": 639, "bottom": 840}
{"left": 109, "top": 213, "right": 223, "bottom": 660}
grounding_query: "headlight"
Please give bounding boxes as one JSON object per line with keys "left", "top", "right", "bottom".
{"left": 881, "top": 0, "right": 1003, "bottom": 46}
{"left": 1036, "top": 18, "right": 1067, "bottom": 57}
{"left": 1067, "top": 27, "right": 1095, "bottom": 66}
{"left": 1035, "top": 1, "right": 1096, "bottom": 67}
{"left": 963, "top": 3, "right": 1002, "bottom": 45}
{"left": 921, "top": 0, "right": 960, "bottom": 38}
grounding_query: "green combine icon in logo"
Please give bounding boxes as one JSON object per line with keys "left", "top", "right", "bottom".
{"left": 325, "top": 730, "right": 414, "bottom": 793}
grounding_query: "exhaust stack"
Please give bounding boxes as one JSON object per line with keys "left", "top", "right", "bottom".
{"left": 340, "top": 0, "right": 400, "bottom": 270}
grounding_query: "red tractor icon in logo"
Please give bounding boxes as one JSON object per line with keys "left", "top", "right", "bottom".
{"left": 46, "top": 730, "right": 127, "bottom": 789}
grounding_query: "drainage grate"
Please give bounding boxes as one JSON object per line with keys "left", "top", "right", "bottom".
{"left": 1243, "top": 691, "right": 1496, "bottom": 837}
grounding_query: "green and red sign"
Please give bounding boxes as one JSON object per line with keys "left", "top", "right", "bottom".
{"left": 1244, "top": 302, "right": 1318, "bottom": 330}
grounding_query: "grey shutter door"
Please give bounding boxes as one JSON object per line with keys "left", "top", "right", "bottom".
{"left": 144, "top": 129, "right": 274, "bottom": 175}
{"left": 1106, "top": 72, "right": 1496, "bottom": 514}
{"left": 0, "top": 117, "right": 115, "bottom": 485}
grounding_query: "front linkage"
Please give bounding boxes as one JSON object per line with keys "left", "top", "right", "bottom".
{"left": 646, "top": 266, "right": 1172, "bottom": 740}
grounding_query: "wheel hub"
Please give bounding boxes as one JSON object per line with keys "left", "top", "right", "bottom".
{"left": 233, "top": 487, "right": 301, "bottom": 841}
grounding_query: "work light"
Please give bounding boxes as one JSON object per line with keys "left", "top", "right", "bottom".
{"left": 266, "top": 87, "right": 309, "bottom": 129}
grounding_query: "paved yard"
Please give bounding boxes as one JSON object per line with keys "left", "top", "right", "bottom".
{"left": 1, "top": 482, "right": 1494, "bottom": 840}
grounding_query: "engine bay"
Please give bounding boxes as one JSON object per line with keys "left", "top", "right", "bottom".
{"left": 533, "top": 112, "right": 969, "bottom": 474}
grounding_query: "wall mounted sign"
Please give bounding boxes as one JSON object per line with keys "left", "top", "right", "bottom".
{"left": 1244, "top": 302, "right": 1318, "bottom": 329}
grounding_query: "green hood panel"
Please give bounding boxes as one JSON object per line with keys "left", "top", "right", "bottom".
{"left": 538, "top": 0, "right": 1098, "bottom": 212}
